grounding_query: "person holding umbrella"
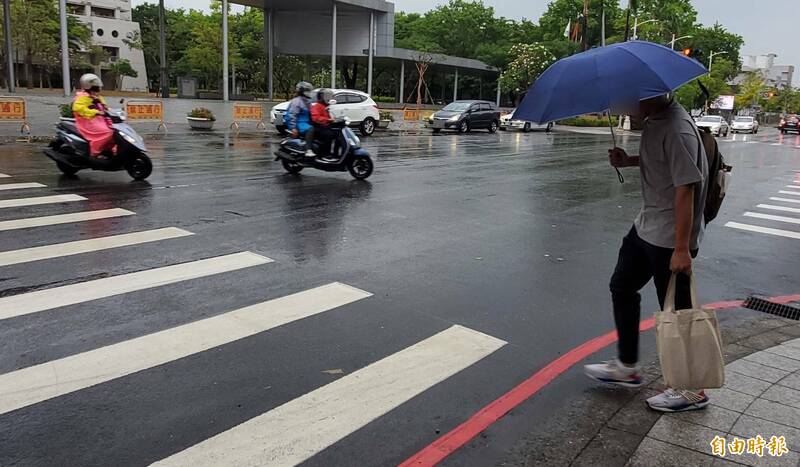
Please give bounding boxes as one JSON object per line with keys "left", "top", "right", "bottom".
{"left": 514, "top": 41, "right": 710, "bottom": 412}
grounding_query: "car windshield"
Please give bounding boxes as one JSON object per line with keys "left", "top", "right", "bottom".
{"left": 442, "top": 102, "right": 472, "bottom": 112}
{"left": 734, "top": 117, "right": 753, "bottom": 122}
{"left": 698, "top": 116, "right": 722, "bottom": 123}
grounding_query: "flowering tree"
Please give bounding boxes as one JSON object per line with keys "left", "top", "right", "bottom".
{"left": 499, "top": 44, "right": 556, "bottom": 103}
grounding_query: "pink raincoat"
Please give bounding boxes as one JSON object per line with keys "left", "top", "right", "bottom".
{"left": 72, "top": 90, "right": 114, "bottom": 156}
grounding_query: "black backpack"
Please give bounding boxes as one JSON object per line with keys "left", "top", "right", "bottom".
{"left": 698, "top": 127, "right": 732, "bottom": 224}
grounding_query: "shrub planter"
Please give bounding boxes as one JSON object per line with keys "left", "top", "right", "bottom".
{"left": 187, "top": 117, "right": 215, "bottom": 130}
{"left": 378, "top": 119, "right": 391, "bottom": 129}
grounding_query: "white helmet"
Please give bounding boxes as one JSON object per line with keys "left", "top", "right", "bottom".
{"left": 79, "top": 73, "right": 103, "bottom": 90}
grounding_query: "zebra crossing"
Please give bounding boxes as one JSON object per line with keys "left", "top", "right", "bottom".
{"left": 0, "top": 174, "right": 505, "bottom": 465}
{"left": 726, "top": 175, "right": 800, "bottom": 241}
{"left": 720, "top": 131, "right": 800, "bottom": 149}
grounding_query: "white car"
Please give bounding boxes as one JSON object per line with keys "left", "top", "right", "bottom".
{"left": 270, "top": 88, "right": 380, "bottom": 136}
{"left": 499, "top": 110, "right": 552, "bottom": 132}
{"left": 731, "top": 116, "right": 759, "bottom": 134}
{"left": 695, "top": 115, "right": 729, "bottom": 137}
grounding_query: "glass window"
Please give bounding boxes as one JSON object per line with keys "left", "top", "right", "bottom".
{"left": 480, "top": 103, "right": 491, "bottom": 111}
{"left": 91, "top": 6, "right": 115, "bottom": 18}
{"left": 96, "top": 28, "right": 104, "bottom": 37}
{"left": 332, "top": 94, "right": 345, "bottom": 104}
{"left": 111, "top": 30, "right": 119, "bottom": 38}
{"left": 346, "top": 94, "right": 366, "bottom": 103}
{"left": 734, "top": 117, "right": 753, "bottom": 122}
{"left": 698, "top": 116, "right": 722, "bottom": 123}
{"left": 442, "top": 102, "right": 471, "bottom": 112}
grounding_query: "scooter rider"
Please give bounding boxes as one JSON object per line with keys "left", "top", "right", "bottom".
{"left": 310, "top": 88, "right": 339, "bottom": 162}
{"left": 286, "top": 81, "right": 314, "bottom": 157}
{"left": 72, "top": 73, "right": 115, "bottom": 159}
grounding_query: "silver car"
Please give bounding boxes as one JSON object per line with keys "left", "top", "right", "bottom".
{"left": 695, "top": 115, "right": 729, "bottom": 137}
{"left": 731, "top": 116, "right": 759, "bottom": 134}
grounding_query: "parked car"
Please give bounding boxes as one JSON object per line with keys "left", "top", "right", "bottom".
{"left": 426, "top": 100, "right": 501, "bottom": 134}
{"left": 270, "top": 89, "right": 381, "bottom": 136}
{"left": 730, "top": 116, "right": 759, "bottom": 134}
{"left": 500, "top": 110, "right": 553, "bottom": 132}
{"left": 695, "top": 115, "right": 729, "bottom": 137}
{"left": 779, "top": 115, "right": 800, "bottom": 134}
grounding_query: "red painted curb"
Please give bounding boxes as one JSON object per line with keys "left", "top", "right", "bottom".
{"left": 400, "top": 294, "right": 799, "bottom": 466}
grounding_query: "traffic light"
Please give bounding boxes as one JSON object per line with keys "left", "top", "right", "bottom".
{"left": 682, "top": 48, "right": 703, "bottom": 62}
{"left": 683, "top": 48, "right": 693, "bottom": 57}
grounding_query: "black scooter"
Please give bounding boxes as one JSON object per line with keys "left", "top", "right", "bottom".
{"left": 44, "top": 106, "right": 153, "bottom": 181}
{"left": 274, "top": 121, "right": 374, "bottom": 180}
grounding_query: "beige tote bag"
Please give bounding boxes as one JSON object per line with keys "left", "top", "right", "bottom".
{"left": 655, "top": 274, "right": 725, "bottom": 389}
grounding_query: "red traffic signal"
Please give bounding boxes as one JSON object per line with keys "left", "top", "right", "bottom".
{"left": 682, "top": 48, "right": 693, "bottom": 57}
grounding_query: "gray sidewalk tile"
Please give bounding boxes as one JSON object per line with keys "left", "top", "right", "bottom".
{"left": 648, "top": 416, "right": 726, "bottom": 453}
{"left": 727, "top": 360, "right": 792, "bottom": 383}
{"left": 744, "top": 399, "right": 800, "bottom": 429}
{"left": 607, "top": 388, "right": 663, "bottom": 436}
{"left": 761, "top": 384, "right": 800, "bottom": 410}
{"left": 764, "top": 345, "right": 800, "bottom": 362}
{"left": 783, "top": 339, "right": 800, "bottom": 349}
{"left": 738, "top": 330, "right": 798, "bottom": 351}
{"left": 727, "top": 450, "right": 800, "bottom": 467}
{"left": 777, "top": 372, "right": 800, "bottom": 391}
{"left": 724, "top": 370, "right": 776, "bottom": 396}
{"left": 669, "top": 404, "right": 741, "bottom": 432}
{"left": 707, "top": 387, "right": 756, "bottom": 413}
{"left": 743, "top": 351, "right": 800, "bottom": 372}
{"left": 731, "top": 414, "right": 800, "bottom": 452}
{"left": 626, "top": 437, "right": 715, "bottom": 467}
{"left": 572, "top": 427, "right": 641, "bottom": 467}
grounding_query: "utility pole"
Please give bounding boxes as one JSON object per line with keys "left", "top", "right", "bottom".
{"left": 59, "top": 0, "right": 70, "bottom": 97}
{"left": 158, "top": 0, "right": 168, "bottom": 97}
{"left": 623, "top": 1, "right": 631, "bottom": 41}
{"left": 2, "top": 0, "right": 14, "bottom": 92}
{"left": 581, "top": 0, "right": 589, "bottom": 51}
{"left": 600, "top": 0, "right": 606, "bottom": 47}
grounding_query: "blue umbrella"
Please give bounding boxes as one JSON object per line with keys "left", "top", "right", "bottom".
{"left": 514, "top": 41, "right": 708, "bottom": 125}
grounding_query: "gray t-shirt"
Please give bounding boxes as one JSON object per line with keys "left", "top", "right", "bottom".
{"left": 633, "top": 101, "right": 708, "bottom": 250}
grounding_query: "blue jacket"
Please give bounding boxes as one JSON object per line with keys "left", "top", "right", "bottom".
{"left": 286, "top": 95, "right": 311, "bottom": 134}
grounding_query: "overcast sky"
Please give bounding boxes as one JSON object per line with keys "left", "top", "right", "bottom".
{"left": 137, "top": 0, "right": 797, "bottom": 83}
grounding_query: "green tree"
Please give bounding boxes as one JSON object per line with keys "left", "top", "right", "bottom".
{"left": 539, "top": 0, "right": 624, "bottom": 47}
{"left": 685, "top": 23, "right": 744, "bottom": 79}
{"left": 499, "top": 43, "right": 555, "bottom": 102}
{"left": 107, "top": 58, "right": 138, "bottom": 90}
{"left": 674, "top": 57, "right": 733, "bottom": 111}
{"left": 736, "top": 71, "right": 766, "bottom": 110}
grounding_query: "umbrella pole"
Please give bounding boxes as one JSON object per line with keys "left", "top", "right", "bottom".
{"left": 607, "top": 111, "right": 624, "bottom": 184}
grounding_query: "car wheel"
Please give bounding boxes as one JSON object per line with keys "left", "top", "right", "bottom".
{"left": 359, "top": 117, "right": 376, "bottom": 136}
{"left": 56, "top": 161, "right": 78, "bottom": 176}
{"left": 522, "top": 122, "right": 531, "bottom": 133}
{"left": 432, "top": 128, "right": 441, "bottom": 134}
{"left": 347, "top": 156, "right": 374, "bottom": 180}
{"left": 754, "top": 128, "right": 758, "bottom": 134}
{"left": 488, "top": 120, "right": 498, "bottom": 133}
{"left": 458, "top": 120, "right": 469, "bottom": 134}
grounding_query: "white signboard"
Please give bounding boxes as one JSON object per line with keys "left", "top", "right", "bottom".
{"left": 711, "top": 95, "right": 735, "bottom": 110}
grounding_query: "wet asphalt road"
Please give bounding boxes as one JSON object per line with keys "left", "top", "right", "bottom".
{"left": 0, "top": 127, "right": 799, "bottom": 466}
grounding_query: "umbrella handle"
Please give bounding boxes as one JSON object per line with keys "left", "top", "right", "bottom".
{"left": 614, "top": 166, "right": 624, "bottom": 183}
{"left": 607, "top": 112, "right": 625, "bottom": 184}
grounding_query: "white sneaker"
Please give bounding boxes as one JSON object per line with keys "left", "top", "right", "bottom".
{"left": 646, "top": 388, "right": 709, "bottom": 412}
{"left": 304, "top": 149, "right": 315, "bottom": 157}
{"left": 584, "top": 358, "right": 644, "bottom": 388}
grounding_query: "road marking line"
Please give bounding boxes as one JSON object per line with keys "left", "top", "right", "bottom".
{"left": 744, "top": 212, "right": 800, "bottom": 225}
{"left": 778, "top": 190, "right": 800, "bottom": 196}
{"left": 0, "top": 182, "right": 46, "bottom": 191}
{"left": 771, "top": 143, "right": 782, "bottom": 146}
{"left": 0, "top": 194, "right": 87, "bottom": 209}
{"left": 0, "top": 208, "right": 134, "bottom": 232}
{"left": 0, "top": 252, "right": 272, "bottom": 321}
{"left": 0, "top": 227, "right": 193, "bottom": 267}
{"left": 0, "top": 282, "right": 371, "bottom": 416}
{"left": 770, "top": 197, "right": 800, "bottom": 204}
{"left": 152, "top": 325, "right": 506, "bottom": 467}
{"left": 0, "top": 173, "right": 9, "bottom": 178}
{"left": 725, "top": 222, "right": 800, "bottom": 240}
{"left": 787, "top": 186, "right": 800, "bottom": 189}
{"left": 756, "top": 204, "right": 800, "bottom": 214}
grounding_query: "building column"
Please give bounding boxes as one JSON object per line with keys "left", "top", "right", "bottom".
{"left": 58, "top": 0, "right": 70, "bottom": 96}
{"left": 266, "top": 9, "right": 274, "bottom": 101}
{"left": 3, "top": 0, "right": 15, "bottom": 92}
{"left": 222, "top": 0, "right": 229, "bottom": 101}
{"left": 399, "top": 60, "right": 404, "bottom": 104}
{"left": 495, "top": 75, "right": 501, "bottom": 107}
{"left": 453, "top": 68, "right": 458, "bottom": 102}
{"left": 331, "top": 2, "right": 337, "bottom": 88}
{"left": 367, "top": 11, "right": 374, "bottom": 95}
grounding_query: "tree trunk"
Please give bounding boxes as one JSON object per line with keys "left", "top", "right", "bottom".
{"left": 623, "top": 2, "right": 631, "bottom": 41}
{"left": 24, "top": 50, "right": 33, "bottom": 89}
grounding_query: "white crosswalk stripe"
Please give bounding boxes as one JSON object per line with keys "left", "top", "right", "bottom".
{"left": 725, "top": 221, "right": 800, "bottom": 240}
{"left": 0, "top": 194, "right": 87, "bottom": 209}
{"left": 0, "top": 208, "right": 134, "bottom": 232}
{"left": 152, "top": 325, "right": 506, "bottom": 467}
{"left": 787, "top": 186, "right": 800, "bottom": 189}
{"left": 756, "top": 204, "right": 800, "bottom": 214}
{"left": 0, "top": 252, "right": 272, "bottom": 321}
{"left": 770, "top": 197, "right": 800, "bottom": 205}
{"left": 0, "top": 282, "right": 371, "bottom": 416}
{"left": 778, "top": 190, "right": 800, "bottom": 196}
{"left": 744, "top": 212, "right": 800, "bottom": 225}
{"left": 0, "top": 173, "right": 10, "bottom": 178}
{"left": 0, "top": 182, "right": 46, "bottom": 191}
{"left": 0, "top": 227, "right": 193, "bottom": 267}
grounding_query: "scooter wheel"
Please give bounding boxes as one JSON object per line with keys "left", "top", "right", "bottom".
{"left": 126, "top": 155, "right": 153, "bottom": 180}
{"left": 348, "top": 157, "right": 373, "bottom": 180}
{"left": 56, "top": 161, "right": 78, "bottom": 176}
{"left": 281, "top": 159, "right": 304, "bottom": 174}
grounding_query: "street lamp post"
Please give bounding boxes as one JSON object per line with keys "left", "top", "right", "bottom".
{"left": 708, "top": 51, "right": 728, "bottom": 73}
{"left": 669, "top": 34, "right": 692, "bottom": 50}
{"left": 631, "top": 17, "right": 657, "bottom": 41}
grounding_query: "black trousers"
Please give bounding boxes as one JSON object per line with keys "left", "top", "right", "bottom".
{"left": 610, "top": 226, "right": 696, "bottom": 365}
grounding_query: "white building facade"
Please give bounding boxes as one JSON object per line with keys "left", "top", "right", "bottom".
{"left": 67, "top": 0, "right": 148, "bottom": 91}
{"left": 739, "top": 53, "right": 795, "bottom": 89}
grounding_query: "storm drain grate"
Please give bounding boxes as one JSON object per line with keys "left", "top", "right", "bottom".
{"left": 742, "top": 296, "right": 800, "bottom": 321}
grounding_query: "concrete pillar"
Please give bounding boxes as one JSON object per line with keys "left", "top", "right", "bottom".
{"left": 495, "top": 77, "right": 501, "bottom": 107}
{"left": 453, "top": 68, "right": 458, "bottom": 101}
{"left": 266, "top": 9, "right": 274, "bottom": 101}
{"left": 367, "top": 11, "right": 374, "bottom": 95}
{"left": 59, "top": 0, "right": 70, "bottom": 96}
{"left": 222, "top": 0, "right": 229, "bottom": 101}
{"left": 3, "top": 0, "right": 14, "bottom": 92}
{"left": 399, "top": 60, "right": 404, "bottom": 104}
{"left": 331, "top": 2, "right": 337, "bottom": 88}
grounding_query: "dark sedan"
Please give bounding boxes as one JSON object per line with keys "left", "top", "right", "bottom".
{"left": 427, "top": 100, "right": 501, "bottom": 134}
{"left": 779, "top": 115, "right": 800, "bottom": 134}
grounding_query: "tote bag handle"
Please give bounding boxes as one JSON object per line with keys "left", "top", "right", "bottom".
{"left": 663, "top": 273, "right": 700, "bottom": 313}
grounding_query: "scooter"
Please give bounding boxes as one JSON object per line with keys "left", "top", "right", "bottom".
{"left": 44, "top": 106, "right": 153, "bottom": 181}
{"left": 274, "top": 120, "right": 374, "bottom": 180}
